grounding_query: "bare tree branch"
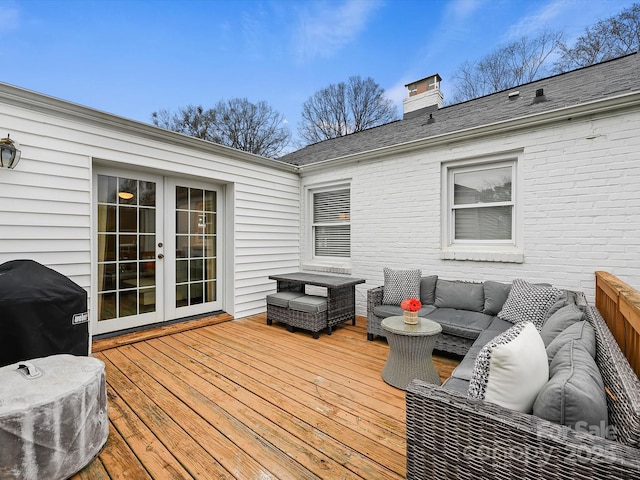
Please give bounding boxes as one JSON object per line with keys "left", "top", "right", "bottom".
{"left": 451, "top": 29, "right": 564, "bottom": 103}
{"left": 298, "top": 76, "right": 398, "bottom": 145}
{"left": 554, "top": 3, "right": 640, "bottom": 73}
{"left": 152, "top": 99, "right": 290, "bottom": 158}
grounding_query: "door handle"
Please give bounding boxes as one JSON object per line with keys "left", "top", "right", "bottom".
{"left": 157, "top": 254, "right": 164, "bottom": 259}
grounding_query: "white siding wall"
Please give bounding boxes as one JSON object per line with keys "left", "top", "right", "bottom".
{"left": 301, "top": 108, "right": 640, "bottom": 313}
{"left": 0, "top": 92, "right": 299, "bottom": 324}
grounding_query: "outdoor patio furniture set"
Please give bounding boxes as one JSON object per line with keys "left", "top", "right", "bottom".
{"left": 266, "top": 272, "right": 365, "bottom": 339}
{"left": 368, "top": 268, "right": 640, "bottom": 479}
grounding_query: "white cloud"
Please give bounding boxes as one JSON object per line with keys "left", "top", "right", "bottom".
{"left": 293, "top": 0, "right": 384, "bottom": 63}
{"left": 387, "top": 80, "right": 407, "bottom": 105}
{"left": 446, "top": 0, "right": 485, "bottom": 20}
{"left": 0, "top": 0, "right": 20, "bottom": 33}
{"left": 504, "top": 0, "right": 571, "bottom": 40}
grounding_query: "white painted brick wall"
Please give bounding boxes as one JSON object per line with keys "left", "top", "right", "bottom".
{"left": 302, "top": 109, "right": 640, "bottom": 313}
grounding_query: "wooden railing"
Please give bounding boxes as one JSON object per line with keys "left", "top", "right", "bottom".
{"left": 595, "top": 271, "right": 640, "bottom": 378}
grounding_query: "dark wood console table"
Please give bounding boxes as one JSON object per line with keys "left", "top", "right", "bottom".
{"left": 268, "top": 272, "right": 366, "bottom": 328}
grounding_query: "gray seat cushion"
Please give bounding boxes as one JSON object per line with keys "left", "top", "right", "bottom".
{"left": 266, "top": 291, "right": 306, "bottom": 308}
{"left": 373, "top": 304, "right": 436, "bottom": 319}
{"left": 484, "top": 317, "right": 514, "bottom": 335}
{"left": 450, "top": 329, "right": 504, "bottom": 380}
{"left": 533, "top": 340, "right": 608, "bottom": 435}
{"left": 441, "top": 376, "right": 470, "bottom": 395}
{"left": 425, "top": 308, "right": 494, "bottom": 340}
{"left": 288, "top": 295, "right": 328, "bottom": 313}
{"left": 450, "top": 344, "right": 484, "bottom": 381}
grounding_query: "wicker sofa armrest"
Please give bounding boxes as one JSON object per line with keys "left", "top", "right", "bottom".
{"left": 367, "top": 285, "right": 384, "bottom": 306}
{"left": 406, "top": 380, "right": 640, "bottom": 480}
{"left": 366, "top": 286, "right": 385, "bottom": 340}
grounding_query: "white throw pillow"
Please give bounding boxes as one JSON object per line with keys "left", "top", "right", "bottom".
{"left": 468, "top": 321, "right": 549, "bottom": 413}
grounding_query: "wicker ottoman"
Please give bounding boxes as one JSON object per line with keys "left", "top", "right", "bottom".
{"left": 266, "top": 291, "right": 306, "bottom": 326}
{"left": 287, "top": 295, "right": 329, "bottom": 338}
{"left": 266, "top": 292, "right": 330, "bottom": 339}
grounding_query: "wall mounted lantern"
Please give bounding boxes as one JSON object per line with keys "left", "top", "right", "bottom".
{"left": 0, "top": 134, "right": 21, "bottom": 169}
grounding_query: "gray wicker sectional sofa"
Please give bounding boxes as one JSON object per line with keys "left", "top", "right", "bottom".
{"left": 367, "top": 272, "right": 640, "bottom": 478}
{"left": 406, "top": 299, "right": 640, "bottom": 479}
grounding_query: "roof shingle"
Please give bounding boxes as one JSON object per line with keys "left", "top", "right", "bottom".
{"left": 280, "top": 53, "right": 640, "bottom": 166}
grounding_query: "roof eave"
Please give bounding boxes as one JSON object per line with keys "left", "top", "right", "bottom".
{"left": 0, "top": 82, "right": 298, "bottom": 173}
{"left": 297, "top": 90, "right": 640, "bottom": 174}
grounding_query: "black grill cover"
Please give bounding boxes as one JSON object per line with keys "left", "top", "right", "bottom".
{"left": 0, "top": 259, "right": 89, "bottom": 367}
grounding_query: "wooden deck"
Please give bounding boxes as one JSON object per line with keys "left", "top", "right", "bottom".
{"left": 73, "top": 314, "right": 460, "bottom": 480}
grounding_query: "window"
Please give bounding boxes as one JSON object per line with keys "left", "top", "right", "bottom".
{"left": 311, "top": 186, "right": 350, "bottom": 258}
{"left": 442, "top": 158, "right": 522, "bottom": 263}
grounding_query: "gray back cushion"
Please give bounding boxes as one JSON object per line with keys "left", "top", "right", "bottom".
{"left": 435, "top": 280, "right": 484, "bottom": 312}
{"left": 533, "top": 340, "right": 608, "bottom": 436}
{"left": 546, "top": 320, "right": 596, "bottom": 362}
{"left": 483, "top": 281, "right": 512, "bottom": 316}
{"left": 540, "top": 303, "right": 585, "bottom": 347}
{"left": 419, "top": 275, "right": 438, "bottom": 305}
{"left": 544, "top": 290, "right": 571, "bottom": 322}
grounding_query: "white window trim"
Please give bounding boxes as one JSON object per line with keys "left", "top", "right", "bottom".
{"left": 440, "top": 153, "right": 524, "bottom": 263}
{"left": 302, "top": 181, "right": 352, "bottom": 274}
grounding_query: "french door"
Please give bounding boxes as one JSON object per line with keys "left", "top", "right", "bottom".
{"left": 165, "top": 178, "right": 222, "bottom": 320}
{"left": 94, "top": 170, "right": 222, "bottom": 335}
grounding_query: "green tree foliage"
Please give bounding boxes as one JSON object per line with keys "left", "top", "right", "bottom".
{"left": 152, "top": 98, "right": 291, "bottom": 158}
{"left": 298, "top": 76, "right": 398, "bottom": 145}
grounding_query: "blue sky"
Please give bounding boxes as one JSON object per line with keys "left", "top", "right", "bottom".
{"left": 1, "top": 0, "right": 636, "bottom": 147}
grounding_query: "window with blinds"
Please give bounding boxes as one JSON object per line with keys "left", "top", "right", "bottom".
{"left": 450, "top": 162, "right": 514, "bottom": 243}
{"left": 312, "top": 187, "right": 351, "bottom": 257}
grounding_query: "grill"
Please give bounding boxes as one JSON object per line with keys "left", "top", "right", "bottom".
{"left": 0, "top": 259, "right": 89, "bottom": 367}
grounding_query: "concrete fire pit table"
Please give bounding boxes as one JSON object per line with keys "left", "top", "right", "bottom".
{"left": 381, "top": 316, "right": 442, "bottom": 390}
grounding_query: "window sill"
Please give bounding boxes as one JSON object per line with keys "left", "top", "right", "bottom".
{"left": 301, "top": 260, "right": 352, "bottom": 275}
{"left": 440, "top": 247, "right": 524, "bottom": 264}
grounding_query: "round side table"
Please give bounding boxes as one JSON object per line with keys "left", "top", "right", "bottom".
{"left": 381, "top": 316, "right": 442, "bottom": 390}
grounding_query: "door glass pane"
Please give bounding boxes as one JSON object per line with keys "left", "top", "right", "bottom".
{"left": 176, "top": 211, "right": 189, "bottom": 234}
{"left": 176, "top": 186, "right": 217, "bottom": 308}
{"left": 119, "top": 235, "right": 137, "bottom": 261}
{"left": 176, "top": 236, "right": 189, "bottom": 258}
{"left": 97, "top": 205, "right": 116, "bottom": 232}
{"left": 119, "top": 206, "right": 137, "bottom": 232}
{"left": 139, "top": 181, "right": 156, "bottom": 206}
{"left": 176, "top": 186, "right": 189, "bottom": 209}
{"left": 118, "top": 178, "right": 137, "bottom": 205}
{"left": 97, "top": 174, "right": 156, "bottom": 322}
{"left": 139, "top": 208, "right": 155, "bottom": 233}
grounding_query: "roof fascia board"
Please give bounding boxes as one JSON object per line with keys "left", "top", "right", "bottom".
{"left": 0, "top": 82, "right": 297, "bottom": 173}
{"left": 298, "top": 91, "right": 640, "bottom": 174}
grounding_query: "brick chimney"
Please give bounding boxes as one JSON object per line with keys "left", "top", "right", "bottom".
{"left": 403, "top": 74, "right": 443, "bottom": 118}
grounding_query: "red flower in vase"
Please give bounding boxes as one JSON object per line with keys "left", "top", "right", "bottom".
{"left": 400, "top": 297, "right": 422, "bottom": 312}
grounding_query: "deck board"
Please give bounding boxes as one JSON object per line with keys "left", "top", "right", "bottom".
{"left": 73, "top": 314, "right": 460, "bottom": 479}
